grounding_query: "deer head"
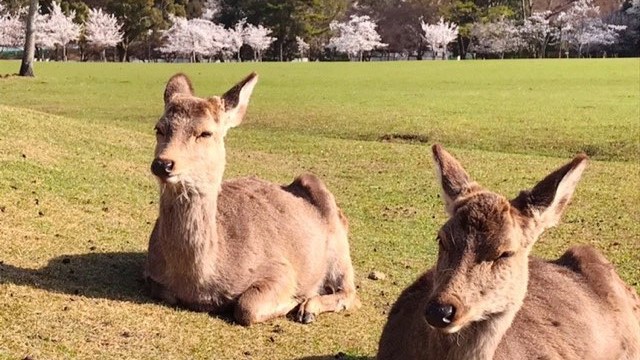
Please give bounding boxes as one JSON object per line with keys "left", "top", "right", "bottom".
{"left": 151, "top": 73, "right": 258, "bottom": 192}
{"left": 425, "top": 144, "right": 588, "bottom": 334}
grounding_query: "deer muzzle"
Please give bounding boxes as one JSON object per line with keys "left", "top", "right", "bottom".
{"left": 151, "top": 158, "right": 174, "bottom": 179}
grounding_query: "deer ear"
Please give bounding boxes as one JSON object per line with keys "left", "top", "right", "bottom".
{"left": 431, "top": 144, "right": 477, "bottom": 216}
{"left": 164, "top": 73, "right": 194, "bottom": 105}
{"left": 511, "top": 154, "right": 588, "bottom": 235}
{"left": 221, "top": 72, "right": 258, "bottom": 130}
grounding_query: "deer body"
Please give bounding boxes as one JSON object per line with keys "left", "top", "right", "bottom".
{"left": 378, "top": 145, "right": 640, "bottom": 360}
{"left": 379, "top": 254, "right": 639, "bottom": 360}
{"left": 145, "top": 73, "right": 359, "bottom": 325}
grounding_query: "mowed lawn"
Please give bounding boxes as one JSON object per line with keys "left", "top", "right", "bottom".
{"left": 0, "top": 59, "right": 638, "bottom": 359}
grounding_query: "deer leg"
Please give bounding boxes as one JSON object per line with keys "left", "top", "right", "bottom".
{"left": 234, "top": 271, "right": 299, "bottom": 326}
{"left": 296, "top": 290, "right": 360, "bottom": 324}
{"left": 296, "top": 256, "right": 360, "bottom": 324}
{"left": 145, "top": 276, "right": 179, "bottom": 306}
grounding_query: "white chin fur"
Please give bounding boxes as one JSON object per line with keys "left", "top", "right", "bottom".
{"left": 165, "top": 176, "right": 180, "bottom": 184}
{"left": 443, "top": 324, "right": 463, "bottom": 334}
{"left": 426, "top": 322, "right": 463, "bottom": 334}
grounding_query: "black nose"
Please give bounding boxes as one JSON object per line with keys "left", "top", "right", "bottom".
{"left": 425, "top": 301, "right": 456, "bottom": 328}
{"left": 151, "top": 158, "right": 174, "bottom": 178}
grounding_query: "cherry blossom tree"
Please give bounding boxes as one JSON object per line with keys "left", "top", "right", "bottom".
{"left": 34, "top": 12, "right": 56, "bottom": 57}
{"left": 470, "top": 18, "right": 522, "bottom": 58}
{"left": 207, "top": 23, "right": 231, "bottom": 59}
{"left": 519, "top": 11, "right": 555, "bottom": 58}
{"left": 421, "top": 17, "right": 458, "bottom": 60}
{"left": 225, "top": 18, "right": 246, "bottom": 61}
{"left": 85, "top": 8, "right": 123, "bottom": 61}
{"left": 0, "top": 5, "right": 26, "bottom": 51}
{"left": 243, "top": 23, "right": 275, "bottom": 61}
{"left": 159, "top": 17, "right": 213, "bottom": 62}
{"left": 24, "top": 2, "right": 80, "bottom": 61}
{"left": 158, "top": 16, "right": 191, "bottom": 60}
{"left": 557, "top": 0, "right": 626, "bottom": 57}
{"left": 329, "top": 15, "right": 387, "bottom": 61}
{"left": 158, "top": 16, "right": 231, "bottom": 62}
{"left": 296, "top": 36, "right": 309, "bottom": 58}
{"left": 44, "top": 2, "right": 81, "bottom": 61}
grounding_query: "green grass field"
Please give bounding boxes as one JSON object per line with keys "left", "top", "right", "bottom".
{"left": 0, "top": 59, "right": 638, "bottom": 360}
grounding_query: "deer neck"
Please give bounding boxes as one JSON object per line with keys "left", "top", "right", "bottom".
{"left": 156, "top": 174, "right": 223, "bottom": 280}
{"left": 430, "top": 308, "right": 519, "bottom": 360}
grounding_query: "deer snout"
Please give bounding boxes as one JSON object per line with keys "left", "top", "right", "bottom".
{"left": 151, "top": 158, "right": 174, "bottom": 178}
{"left": 425, "top": 301, "right": 456, "bottom": 329}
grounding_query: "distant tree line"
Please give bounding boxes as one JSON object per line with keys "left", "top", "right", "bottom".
{"left": 0, "top": 0, "right": 638, "bottom": 62}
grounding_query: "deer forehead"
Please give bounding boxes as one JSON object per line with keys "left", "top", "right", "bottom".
{"left": 161, "top": 96, "right": 224, "bottom": 131}
{"left": 443, "top": 192, "right": 519, "bottom": 256}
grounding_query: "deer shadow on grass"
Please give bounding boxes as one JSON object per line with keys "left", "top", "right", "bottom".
{"left": 0, "top": 251, "right": 250, "bottom": 323}
{"left": 0, "top": 251, "right": 151, "bottom": 304}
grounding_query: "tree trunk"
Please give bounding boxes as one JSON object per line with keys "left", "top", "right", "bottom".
{"left": 279, "top": 42, "right": 283, "bottom": 62}
{"left": 62, "top": 45, "right": 67, "bottom": 61}
{"left": 457, "top": 35, "right": 467, "bottom": 60}
{"left": 101, "top": 48, "right": 106, "bottom": 62}
{"left": 19, "top": 0, "right": 38, "bottom": 77}
{"left": 117, "top": 42, "right": 129, "bottom": 62}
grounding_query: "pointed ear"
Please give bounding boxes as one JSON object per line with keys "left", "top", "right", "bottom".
{"left": 164, "top": 73, "right": 194, "bottom": 105}
{"left": 431, "top": 144, "right": 477, "bottom": 216}
{"left": 511, "top": 154, "right": 588, "bottom": 234}
{"left": 221, "top": 72, "right": 258, "bottom": 130}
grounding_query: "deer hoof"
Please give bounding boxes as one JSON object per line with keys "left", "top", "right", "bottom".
{"left": 301, "top": 312, "right": 316, "bottom": 324}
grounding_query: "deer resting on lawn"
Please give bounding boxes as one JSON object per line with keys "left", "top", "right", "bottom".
{"left": 378, "top": 144, "right": 640, "bottom": 360}
{"left": 144, "top": 73, "right": 359, "bottom": 325}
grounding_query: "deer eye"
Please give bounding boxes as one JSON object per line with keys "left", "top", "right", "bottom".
{"left": 198, "top": 131, "right": 213, "bottom": 139}
{"left": 497, "top": 251, "right": 515, "bottom": 260}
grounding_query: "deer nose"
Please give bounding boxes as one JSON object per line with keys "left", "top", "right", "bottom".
{"left": 151, "top": 158, "right": 174, "bottom": 178}
{"left": 425, "top": 301, "right": 456, "bottom": 328}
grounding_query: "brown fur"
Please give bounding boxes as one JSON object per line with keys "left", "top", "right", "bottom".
{"left": 378, "top": 144, "right": 640, "bottom": 360}
{"left": 145, "top": 73, "right": 359, "bottom": 325}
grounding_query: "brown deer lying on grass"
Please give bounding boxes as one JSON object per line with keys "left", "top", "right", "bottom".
{"left": 144, "top": 73, "right": 359, "bottom": 325}
{"left": 378, "top": 145, "right": 640, "bottom": 360}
